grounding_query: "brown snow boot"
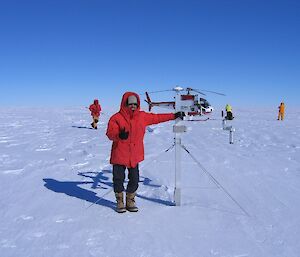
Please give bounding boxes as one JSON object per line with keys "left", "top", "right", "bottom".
{"left": 126, "top": 192, "right": 138, "bottom": 212}
{"left": 115, "top": 192, "right": 126, "bottom": 213}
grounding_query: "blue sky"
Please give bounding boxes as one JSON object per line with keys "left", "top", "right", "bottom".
{"left": 0, "top": 0, "right": 299, "bottom": 109}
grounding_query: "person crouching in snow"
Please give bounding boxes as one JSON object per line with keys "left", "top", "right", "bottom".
{"left": 106, "top": 92, "right": 185, "bottom": 213}
{"left": 89, "top": 99, "right": 102, "bottom": 129}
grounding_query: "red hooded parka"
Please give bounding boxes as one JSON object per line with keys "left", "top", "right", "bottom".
{"left": 89, "top": 99, "right": 102, "bottom": 117}
{"left": 106, "top": 92, "right": 175, "bottom": 168}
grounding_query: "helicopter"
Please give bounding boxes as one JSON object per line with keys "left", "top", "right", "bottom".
{"left": 144, "top": 86, "right": 225, "bottom": 116}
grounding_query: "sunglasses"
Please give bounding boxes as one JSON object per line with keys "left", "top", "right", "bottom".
{"left": 128, "top": 103, "right": 138, "bottom": 106}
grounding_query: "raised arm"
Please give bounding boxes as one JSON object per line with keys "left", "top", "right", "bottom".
{"left": 143, "top": 112, "right": 175, "bottom": 126}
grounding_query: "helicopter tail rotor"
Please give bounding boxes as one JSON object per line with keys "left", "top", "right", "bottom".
{"left": 145, "top": 92, "right": 153, "bottom": 111}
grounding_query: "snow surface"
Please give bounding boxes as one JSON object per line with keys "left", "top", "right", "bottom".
{"left": 0, "top": 107, "right": 300, "bottom": 257}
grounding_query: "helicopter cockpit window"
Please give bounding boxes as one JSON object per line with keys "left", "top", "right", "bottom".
{"left": 199, "top": 98, "right": 210, "bottom": 108}
{"left": 203, "top": 100, "right": 210, "bottom": 108}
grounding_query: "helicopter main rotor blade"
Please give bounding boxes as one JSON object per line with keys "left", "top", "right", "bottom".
{"left": 195, "top": 88, "right": 226, "bottom": 96}
{"left": 187, "top": 88, "right": 206, "bottom": 96}
{"left": 141, "top": 86, "right": 185, "bottom": 95}
{"left": 139, "top": 89, "right": 171, "bottom": 95}
{"left": 146, "top": 89, "right": 174, "bottom": 94}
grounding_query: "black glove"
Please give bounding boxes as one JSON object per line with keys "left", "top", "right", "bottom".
{"left": 175, "top": 111, "right": 185, "bottom": 120}
{"left": 119, "top": 128, "right": 129, "bottom": 140}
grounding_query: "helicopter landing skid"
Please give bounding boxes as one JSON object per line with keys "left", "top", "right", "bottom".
{"left": 184, "top": 117, "right": 210, "bottom": 122}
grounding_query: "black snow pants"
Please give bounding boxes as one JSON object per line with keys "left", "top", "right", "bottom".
{"left": 112, "top": 164, "right": 139, "bottom": 193}
{"left": 226, "top": 111, "right": 233, "bottom": 120}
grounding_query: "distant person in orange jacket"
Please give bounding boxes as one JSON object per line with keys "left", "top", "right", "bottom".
{"left": 89, "top": 99, "right": 102, "bottom": 129}
{"left": 277, "top": 102, "right": 285, "bottom": 121}
{"left": 106, "top": 92, "right": 185, "bottom": 213}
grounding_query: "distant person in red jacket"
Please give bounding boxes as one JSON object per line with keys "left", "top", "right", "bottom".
{"left": 106, "top": 92, "right": 185, "bottom": 213}
{"left": 89, "top": 99, "right": 102, "bottom": 129}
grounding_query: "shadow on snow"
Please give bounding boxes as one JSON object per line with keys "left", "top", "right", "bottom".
{"left": 71, "top": 125, "right": 94, "bottom": 130}
{"left": 43, "top": 170, "right": 174, "bottom": 210}
{"left": 43, "top": 175, "right": 115, "bottom": 211}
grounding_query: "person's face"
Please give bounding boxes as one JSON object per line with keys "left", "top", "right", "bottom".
{"left": 128, "top": 103, "right": 138, "bottom": 111}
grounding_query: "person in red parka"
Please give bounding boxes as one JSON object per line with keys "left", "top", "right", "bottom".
{"left": 106, "top": 92, "right": 185, "bottom": 213}
{"left": 89, "top": 99, "right": 102, "bottom": 129}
